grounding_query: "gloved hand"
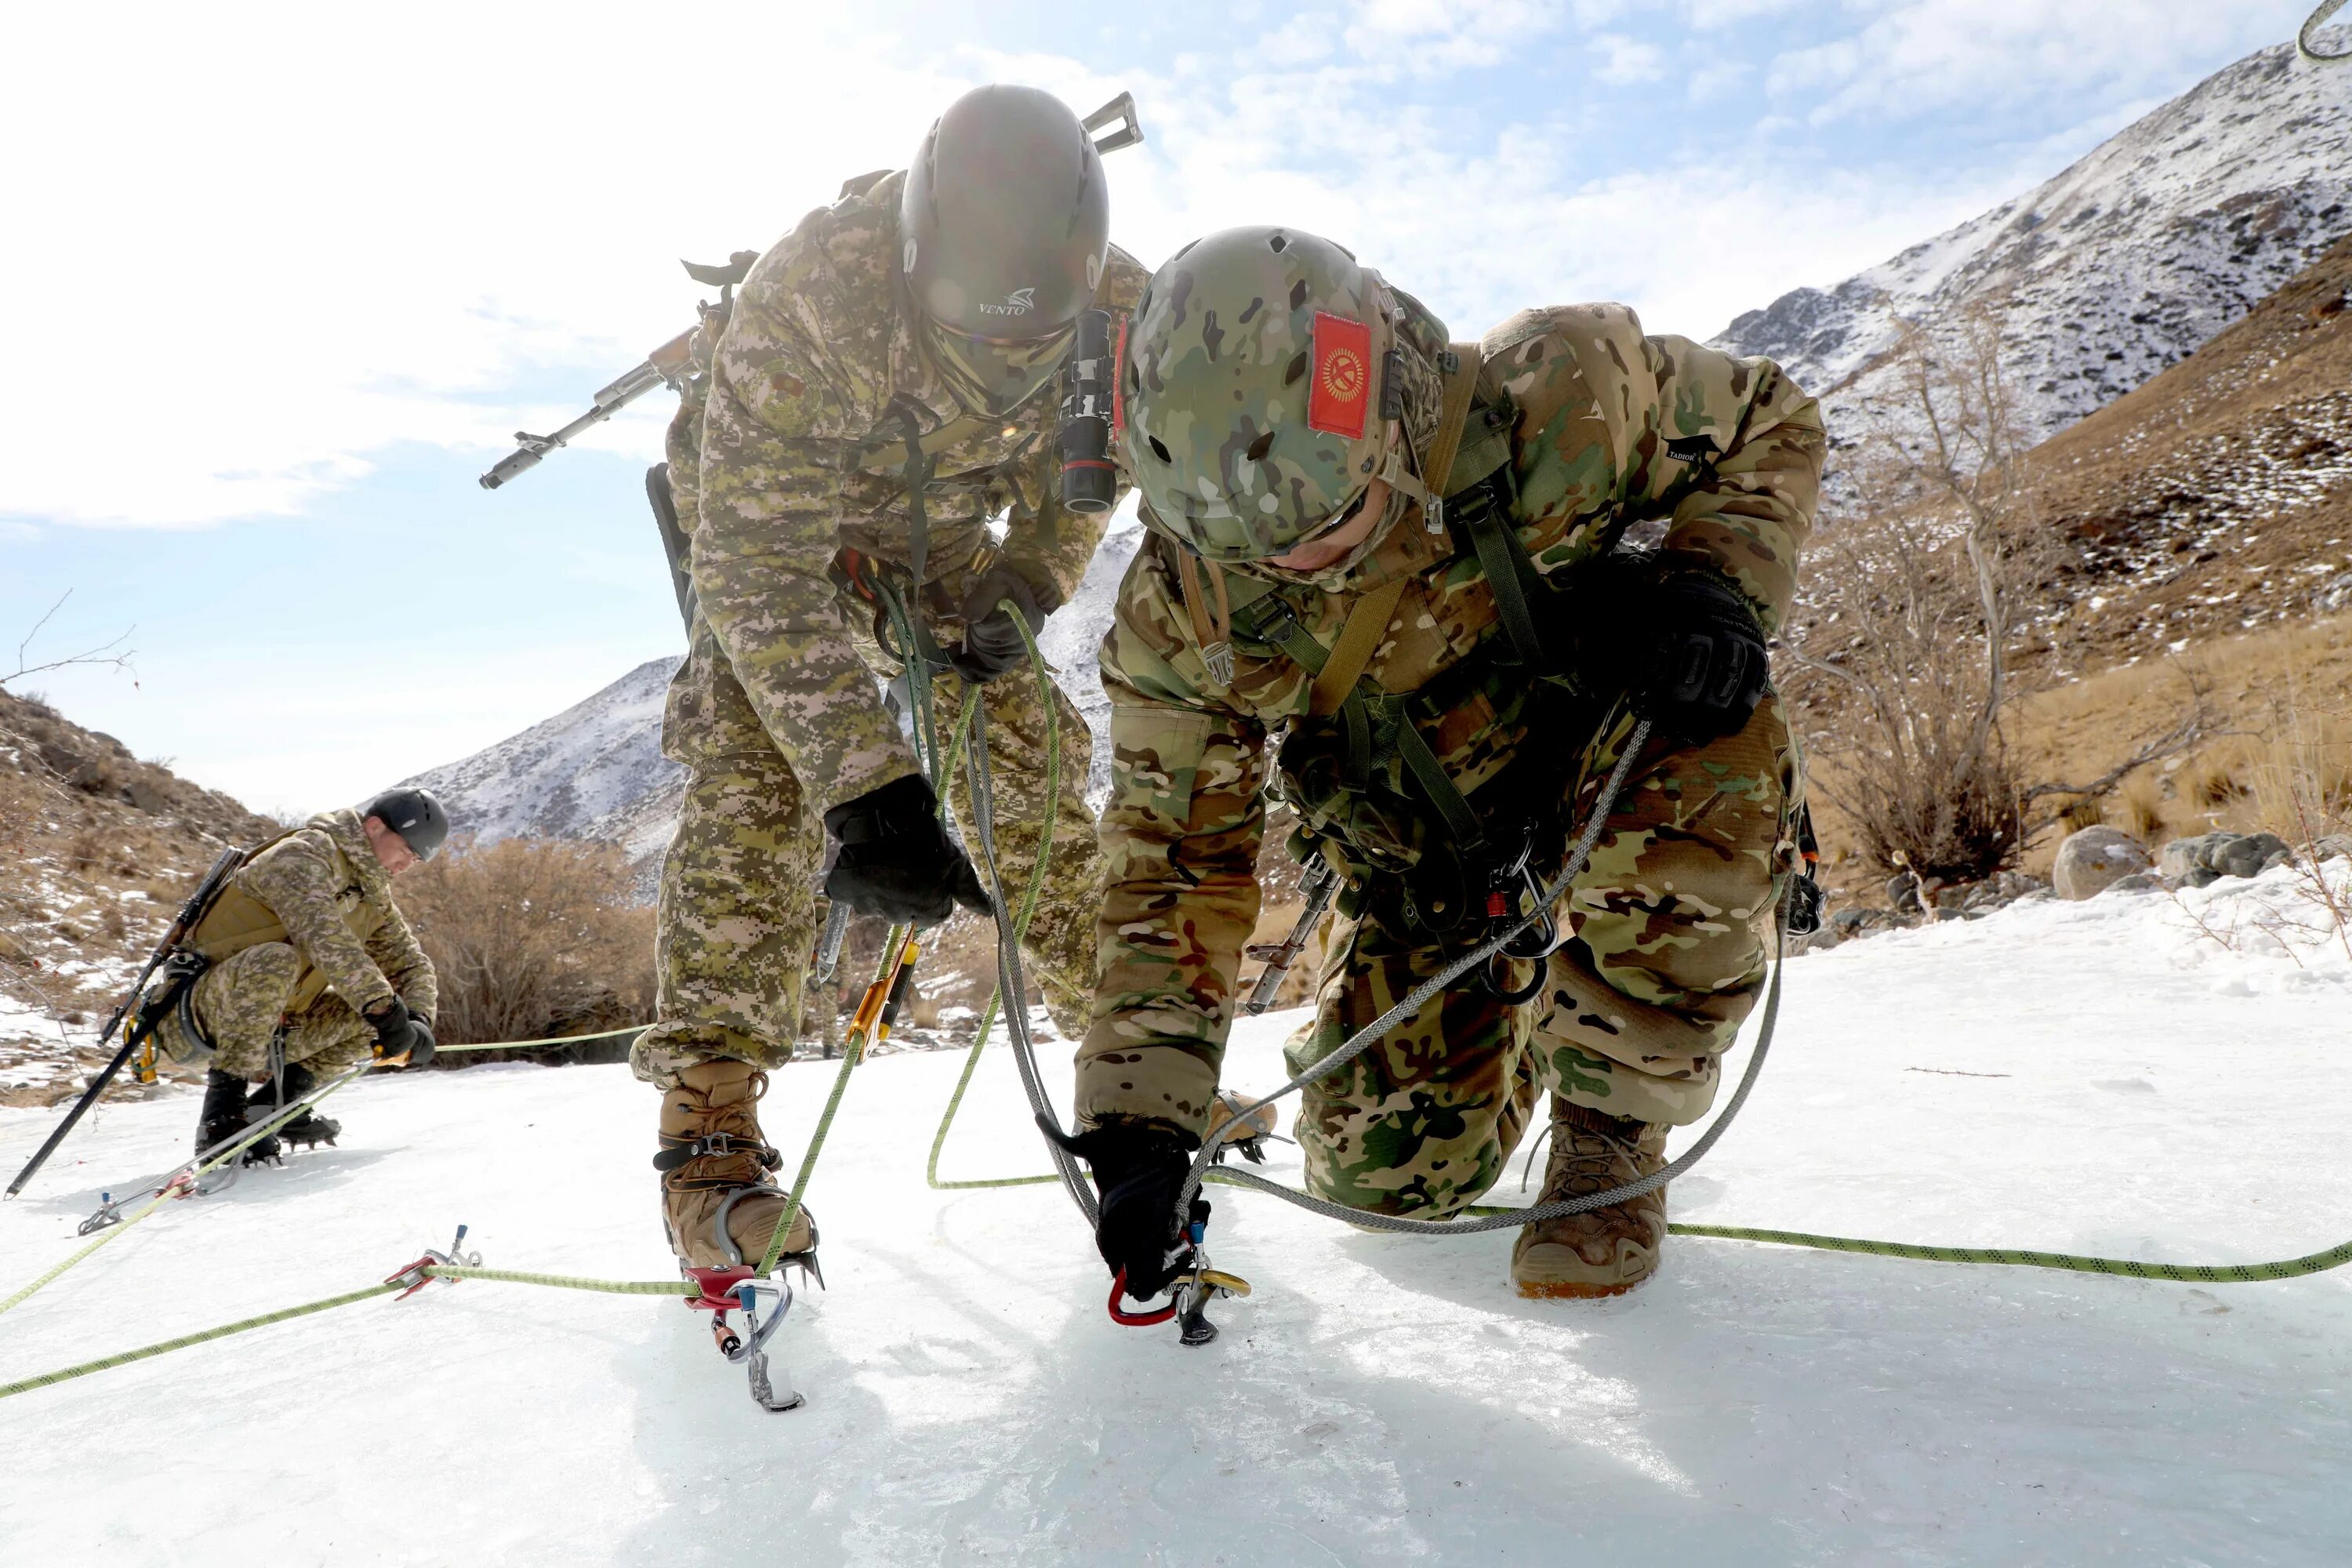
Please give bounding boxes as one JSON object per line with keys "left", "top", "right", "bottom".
{"left": 822, "top": 774, "right": 992, "bottom": 924}
{"left": 402, "top": 1004, "right": 437, "bottom": 1069}
{"left": 366, "top": 1000, "right": 423, "bottom": 1064}
{"left": 1578, "top": 562, "right": 1768, "bottom": 746}
{"left": 950, "top": 563, "right": 1058, "bottom": 684}
{"left": 1064, "top": 1120, "right": 1205, "bottom": 1301}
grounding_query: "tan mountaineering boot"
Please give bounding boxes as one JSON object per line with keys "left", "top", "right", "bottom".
{"left": 1209, "top": 1087, "right": 1282, "bottom": 1165}
{"left": 656, "top": 1058, "right": 816, "bottom": 1271}
{"left": 1511, "top": 1102, "right": 1670, "bottom": 1299}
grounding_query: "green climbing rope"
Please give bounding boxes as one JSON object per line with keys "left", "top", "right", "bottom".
{"left": 1664, "top": 1223, "right": 2352, "bottom": 1283}
{"left": 926, "top": 598, "right": 1065, "bottom": 1193}
{"left": 0, "top": 1263, "right": 701, "bottom": 1403}
{"left": 0, "top": 1060, "right": 376, "bottom": 1320}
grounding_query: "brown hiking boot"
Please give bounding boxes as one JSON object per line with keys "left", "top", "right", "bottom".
{"left": 1512, "top": 1102, "right": 1669, "bottom": 1299}
{"left": 1209, "top": 1088, "right": 1281, "bottom": 1164}
{"left": 655, "top": 1058, "right": 815, "bottom": 1270}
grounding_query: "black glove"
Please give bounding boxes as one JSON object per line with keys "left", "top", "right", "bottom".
{"left": 1064, "top": 1121, "right": 1205, "bottom": 1301}
{"left": 822, "top": 775, "right": 992, "bottom": 924}
{"left": 1582, "top": 564, "right": 1769, "bottom": 746}
{"left": 403, "top": 1004, "right": 437, "bottom": 1069}
{"left": 950, "top": 564, "right": 1058, "bottom": 684}
{"left": 367, "top": 1000, "right": 422, "bottom": 1063}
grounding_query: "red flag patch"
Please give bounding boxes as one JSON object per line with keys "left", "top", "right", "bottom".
{"left": 1308, "top": 311, "right": 1372, "bottom": 438}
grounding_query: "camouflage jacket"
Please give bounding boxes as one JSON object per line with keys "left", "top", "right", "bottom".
{"left": 675, "top": 169, "right": 1149, "bottom": 807}
{"left": 1079, "top": 303, "right": 1824, "bottom": 1138}
{"left": 194, "top": 809, "right": 437, "bottom": 1022}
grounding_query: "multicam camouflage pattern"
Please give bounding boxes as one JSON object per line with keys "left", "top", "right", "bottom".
{"left": 1077, "top": 278, "right": 1822, "bottom": 1169}
{"left": 1121, "top": 227, "right": 1440, "bottom": 562}
{"left": 673, "top": 168, "right": 1147, "bottom": 804}
{"left": 152, "top": 811, "right": 435, "bottom": 1080}
{"left": 1284, "top": 695, "right": 1798, "bottom": 1218}
{"left": 637, "top": 172, "right": 1140, "bottom": 1084}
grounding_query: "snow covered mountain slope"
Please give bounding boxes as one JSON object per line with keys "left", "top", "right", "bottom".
{"left": 397, "top": 655, "right": 685, "bottom": 859}
{"left": 1715, "top": 42, "right": 2352, "bottom": 449}
{"left": 3, "top": 868, "right": 2347, "bottom": 1564}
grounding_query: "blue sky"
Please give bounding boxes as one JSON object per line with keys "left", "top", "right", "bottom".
{"left": 0, "top": 0, "right": 2325, "bottom": 815}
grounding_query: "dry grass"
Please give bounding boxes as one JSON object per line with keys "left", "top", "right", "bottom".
{"left": 2003, "top": 612, "right": 2352, "bottom": 869}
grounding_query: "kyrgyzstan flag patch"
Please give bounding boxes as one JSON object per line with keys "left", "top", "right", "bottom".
{"left": 1308, "top": 311, "right": 1372, "bottom": 438}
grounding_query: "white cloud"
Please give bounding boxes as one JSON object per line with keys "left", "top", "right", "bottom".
{"left": 1592, "top": 32, "right": 1669, "bottom": 83}
{"left": 1761, "top": 1, "right": 2311, "bottom": 123}
{"left": 0, "top": 0, "right": 2294, "bottom": 532}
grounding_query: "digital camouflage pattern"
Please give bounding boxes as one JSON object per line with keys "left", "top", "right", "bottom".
{"left": 670, "top": 168, "right": 1148, "bottom": 802}
{"left": 1078, "top": 277, "right": 1823, "bottom": 1210}
{"left": 633, "top": 169, "right": 1143, "bottom": 1086}
{"left": 152, "top": 810, "right": 436, "bottom": 1081}
{"left": 632, "top": 660, "right": 1105, "bottom": 1087}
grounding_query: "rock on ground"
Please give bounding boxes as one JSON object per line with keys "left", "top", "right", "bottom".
{"left": 2053, "top": 826, "right": 2154, "bottom": 901}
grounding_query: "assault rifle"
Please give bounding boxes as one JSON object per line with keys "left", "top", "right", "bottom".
{"left": 476, "top": 252, "right": 758, "bottom": 492}
{"left": 477, "top": 329, "right": 697, "bottom": 491}
{"left": 6, "top": 846, "right": 245, "bottom": 1199}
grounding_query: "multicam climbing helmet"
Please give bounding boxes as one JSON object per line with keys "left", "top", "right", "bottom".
{"left": 1122, "top": 226, "right": 1437, "bottom": 563}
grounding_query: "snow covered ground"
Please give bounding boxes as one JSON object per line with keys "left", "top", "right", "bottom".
{"left": 2, "top": 873, "right": 2347, "bottom": 1565}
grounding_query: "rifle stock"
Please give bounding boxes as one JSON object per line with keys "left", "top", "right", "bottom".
{"left": 5, "top": 846, "right": 244, "bottom": 1199}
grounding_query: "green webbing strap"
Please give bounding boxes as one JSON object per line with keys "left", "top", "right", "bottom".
{"left": 1453, "top": 477, "right": 1548, "bottom": 670}
{"left": 1388, "top": 709, "right": 1487, "bottom": 850}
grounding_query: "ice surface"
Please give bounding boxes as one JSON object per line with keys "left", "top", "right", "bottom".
{"left": 4, "top": 869, "right": 2346, "bottom": 1564}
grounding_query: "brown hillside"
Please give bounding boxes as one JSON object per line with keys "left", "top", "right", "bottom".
{"left": 2034, "top": 229, "right": 2352, "bottom": 664}
{"left": 0, "top": 688, "right": 279, "bottom": 1105}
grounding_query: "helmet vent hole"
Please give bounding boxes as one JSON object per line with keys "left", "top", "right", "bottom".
{"left": 1149, "top": 435, "right": 1173, "bottom": 463}
{"left": 1245, "top": 430, "right": 1275, "bottom": 462}
{"left": 1283, "top": 350, "right": 1308, "bottom": 386}
{"left": 1289, "top": 279, "right": 1308, "bottom": 311}
{"left": 1268, "top": 232, "right": 1288, "bottom": 252}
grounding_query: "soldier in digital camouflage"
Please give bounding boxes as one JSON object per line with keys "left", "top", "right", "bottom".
{"left": 151, "top": 788, "right": 448, "bottom": 1162}
{"left": 1065, "top": 226, "right": 1822, "bottom": 1301}
{"left": 633, "top": 85, "right": 1152, "bottom": 1276}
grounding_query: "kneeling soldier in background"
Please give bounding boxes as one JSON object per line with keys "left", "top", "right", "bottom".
{"left": 150, "top": 789, "right": 447, "bottom": 1160}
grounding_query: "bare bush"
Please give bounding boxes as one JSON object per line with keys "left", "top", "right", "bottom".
{"left": 1788, "top": 315, "right": 2202, "bottom": 882}
{"left": 396, "top": 836, "right": 655, "bottom": 1046}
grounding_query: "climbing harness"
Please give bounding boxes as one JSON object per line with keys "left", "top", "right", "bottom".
{"left": 2302, "top": 1, "right": 2350, "bottom": 63}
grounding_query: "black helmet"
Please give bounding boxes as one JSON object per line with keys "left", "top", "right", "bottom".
{"left": 363, "top": 787, "right": 450, "bottom": 862}
{"left": 902, "top": 85, "right": 1110, "bottom": 339}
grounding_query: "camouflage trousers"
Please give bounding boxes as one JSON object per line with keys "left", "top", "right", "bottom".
{"left": 632, "top": 659, "right": 1102, "bottom": 1090}
{"left": 150, "top": 942, "right": 376, "bottom": 1082}
{"left": 1287, "top": 694, "right": 1799, "bottom": 1218}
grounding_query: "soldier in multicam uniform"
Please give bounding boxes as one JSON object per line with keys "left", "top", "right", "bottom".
{"left": 1065, "top": 227, "right": 1823, "bottom": 1301}
{"left": 153, "top": 789, "right": 448, "bottom": 1161}
{"left": 635, "top": 85, "right": 1151, "bottom": 1276}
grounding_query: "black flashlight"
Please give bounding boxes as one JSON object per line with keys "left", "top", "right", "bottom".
{"left": 1058, "top": 309, "right": 1116, "bottom": 514}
